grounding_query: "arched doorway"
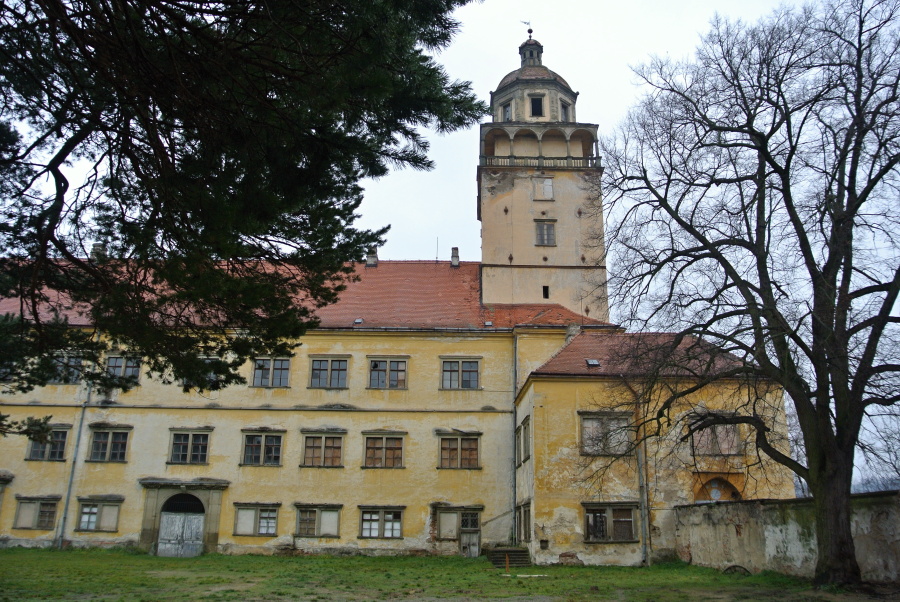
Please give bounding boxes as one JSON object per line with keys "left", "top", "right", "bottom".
{"left": 157, "top": 493, "right": 205, "bottom": 557}
{"left": 696, "top": 477, "right": 742, "bottom": 502}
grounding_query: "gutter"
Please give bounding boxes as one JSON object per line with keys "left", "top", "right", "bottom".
{"left": 56, "top": 385, "right": 90, "bottom": 549}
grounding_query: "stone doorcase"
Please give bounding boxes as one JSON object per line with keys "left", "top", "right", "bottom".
{"left": 138, "top": 477, "right": 229, "bottom": 555}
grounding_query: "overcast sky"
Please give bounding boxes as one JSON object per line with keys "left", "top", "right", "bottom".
{"left": 356, "top": 0, "right": 796, "bottom": 261}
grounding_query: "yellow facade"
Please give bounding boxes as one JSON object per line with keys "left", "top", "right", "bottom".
{"left": 0, "top": 34, "right": 795, "bottom": 564}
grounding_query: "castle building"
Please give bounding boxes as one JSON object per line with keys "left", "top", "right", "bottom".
{"left": 0, "top": 35, "right": 793, "bottom": 563}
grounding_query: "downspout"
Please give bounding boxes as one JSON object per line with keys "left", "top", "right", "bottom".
{"left": 511, "top": 331, "right": 518, "bottom": 545}
{"left": 636, "top": 436, "right": 651, "bottom": 566}
{"left": 56, "top": 385, "right": 91, "bottom": 549}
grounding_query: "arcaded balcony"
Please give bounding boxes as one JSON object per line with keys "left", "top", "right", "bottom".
{"left": 480, "top": 126, "right": 601, "bottom": 169}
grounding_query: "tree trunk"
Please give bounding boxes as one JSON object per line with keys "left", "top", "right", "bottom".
{"left": 809, "top": 456, "right": 861, "bottom": 586}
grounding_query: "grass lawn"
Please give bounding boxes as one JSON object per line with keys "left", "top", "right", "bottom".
{"left": 0, "top": 548, "right": 879, "bottom": 601}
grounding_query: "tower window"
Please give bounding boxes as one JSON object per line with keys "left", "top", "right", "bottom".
{"left": 502, "top": 103, "right": 512, "bottom": 121}
{"left": 542, "top": 286, "right": 550, "bottom": 299}
{"left": 530, "top": 97, "right": 544, "bottom": 117}
{"left": 561, "top": 102, "right": 570, "bottom": 122}
{"left": 535, "top": 221, "right": 556, "bottom": 246}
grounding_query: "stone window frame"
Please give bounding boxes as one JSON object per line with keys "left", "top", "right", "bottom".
{"left": 516, "top": 416, "right": 531, "bottom": 466}
{"left": 362, "top": 431, "right": 406, "bottom": 469}
{"left": 435, "top": 429, "right": 482, "bottom": 470}
{"left": 294, "top": 503, "right": 343, "bottom": 537}
{"left": 251, "top": 357, "right": 291, "bottom": 388}
{"left": 167, "top": 427, "right": 214, "bottom": 465}
{"left": 26, "top": 425, "right": 71, "bottom": 462}
{"left": 581, "top": 502, "right": 639, "bottom": 544}
{"left": 434, "top": 504, "right": 484, "bottom": 541}
{"left": 530, "top": 95, "right": 545, "bottom": 118}
{"left": 48, "top": 354, "right": 82, "bottom": 384}
{"left": 533, "top": 176, "right": 554, "bottom": 201}
{"left": 239, "top": 428, "right": 286, "bottom": 466}
{"left": 300, "top": 428, "right": 346, "bottom": 468}
{"left": 439, "top": 356, "right": 482, "bottom": 390}
{"left": 308, "top": 355, "right": 350, "bottom": 389}
{"left": 534, "top": 220, "right": 557, "bottom": 246}
{"left": 358, "top": 505, "right": 405, "bottom": 539}
{"left": 87, "top": 423, "right": 133, "bottom": 463}
{"left": 366, "top": 355, "right": 409, "bottom": 390}
{"left": 13, "top": 495, "right": 61, "bottom": 530}
{"left": 233, "top": 502, "right": 281, "bottom": 537}
{"left": 579, "top": 411, "right": 633, "bottom": 456}
{"left": 105, "top": 355, "right": 141, "bottom": 384}
{"left": 75, "top": 495, "right": 124, "bottom": 532}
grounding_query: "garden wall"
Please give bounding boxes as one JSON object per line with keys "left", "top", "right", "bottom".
{"left": 673, "top": 491, "right": 900, "bottom": 582}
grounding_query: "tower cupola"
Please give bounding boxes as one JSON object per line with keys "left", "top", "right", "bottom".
{"left": 519, "top": 30, "right": 543, "bottom": 66}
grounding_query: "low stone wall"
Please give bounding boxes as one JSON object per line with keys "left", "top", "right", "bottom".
{"left": 673, "top": 491, "right": 900, "bottom": 582}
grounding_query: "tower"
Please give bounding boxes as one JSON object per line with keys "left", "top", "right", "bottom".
{"left": 477, "top": 31, "right": 608, "bottom": 321}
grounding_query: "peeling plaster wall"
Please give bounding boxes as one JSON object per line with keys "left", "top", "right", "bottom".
{"left": 674, "top": 492, "right": 900, "bottom": 582}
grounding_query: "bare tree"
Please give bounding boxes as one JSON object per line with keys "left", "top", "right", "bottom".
{"left": 594, "top": 0, "right": 900, "bottom": 585}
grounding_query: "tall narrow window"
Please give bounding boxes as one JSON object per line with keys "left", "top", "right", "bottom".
{"left": 502, "top": 102, "right": 512, "bottom": 121}
{"left": 560, "top": 102, "right": 570, "bottom": 122}
{"left": 535, "top": 221, "right": 556, "bottom": 246}
{"left": 530, "top": 97, "right": 544, "bottom": 117}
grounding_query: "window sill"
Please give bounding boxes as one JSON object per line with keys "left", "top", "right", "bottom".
{"left": 584, "top": 539, "right": 640, "bottom": 545}
{"left": 233, "top": 533, "right": 278, "bottom": 538}
{"left": 535, "top": 244, "right": 557, "bottom": 247}
{"left": 238, "top": 463, "right": 282, "bottom": 467}
{"left": 299, "top": 465, "right": 344, "bottom": 469}
{"left": 24, "top": 458, "right": 66, "bottom": 462}
{"left": 360, "top": 466, "right": 405, "bottom": 469}
{"left": 74, "top": 528, "right": 118, "bottom": 533}
{"left": 436, "top": 466, "right": 482, "bottom": 470}
{"left": 365, "top": 387, "right": 408, "bottom": 391}
{"left": 358, "top": 536, "right": 403, "bottom": 540}
{"left": 308, "top": 386, "right": 349, "bottom": 391}
{"left": 294, "top": 533, "right": 339, "bottom": 538}
{"left": 438, "top": 387, "right": 483, "bottom": 392}
{"left": 248, "top": 386, "right": 291, "bottom": 389}
{"left": 85, "top": 459, "right": 128, "bottom": 464}
{"left": 165, "top": 461, "right": 209, "bottom": 466}
{"left": 12, "top": 527, "right": 53, "bottom": 531}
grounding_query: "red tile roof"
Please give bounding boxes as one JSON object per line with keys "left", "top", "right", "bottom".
{"left": 317, "top": 261, "right": 607, "bottom": 329}
{"left": 0, "top": 260, "right": 608, "bottom": 330}
{"left": 532, "top": 331, "right": 745, "bottom": 378}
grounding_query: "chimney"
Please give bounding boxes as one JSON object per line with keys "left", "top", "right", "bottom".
{"left": 450, "top": 247, "right": 460, "bottom": 267}
{"left": 90, "top": 243, "right": 106, "bottom": 262}
{"left": 365, "top": 248, "right": 378, "bottom": 267}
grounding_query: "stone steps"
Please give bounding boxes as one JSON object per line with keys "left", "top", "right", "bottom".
{"left": 487, "top": 547, "right": 532, "bottom": 569}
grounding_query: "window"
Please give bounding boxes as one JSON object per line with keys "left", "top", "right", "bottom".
{"left": 89, "top": 429, "right": 130, "bottom": 462}
{"left": 542, "top": 285, "right": 550, "bottom": 299}
{"left": 581, "top": 412, "right": 631, "bottom": 456}
{"left": 516, "top": 503, "right": 531, "bottom": 542}
{"left": 310, "top": 357, "right": 348, "bottom": 388}
{"left": 530, "top": 96, "right": 544, "bottom": 117}
{"left": 359, "top": 507, "right": 404, "bottom": 538}
{"left": 241, "top": 432, "right": 283, "bottom": 466}
{"left": 294, "top": 504, "right": 342, "bottom": 537}
{"left": 364, "top": 434, "right": 404, "bottom": 468}
{"left": 441, "top": 359, "right": 479, "bottom": 389}
{"left": 439, "top": 436, "right": 480, "bottom": 469}
{"left": 252, "top": 358, "right": 290, "bottom": 387}
{"left": 693, "top": 423, "right": 741, "bottom": 455}
{"left": 535, "top": 221, "right": 556, "bottom": 246}
{"left": 534, "top": 177, "right": 554, "bottom": 200}
{"left": 368, "top": 358, "right": 407, "bottom": 389}
{"left": 50, "top": 355, "right": 81, "bottom": 384}
{"left": 560, "top": 102, "right": 570, "bottom": 122}
{"left": 302, "top": 432, "right": 344, "bottom": 467}
{"left": 105, "top": 356, "right": 140, "bottom": 383}
{"left": 76, "top": 496, "right": 123, "bottom": 532}
{"left": 27, "top": 429, "right": 69, "bottom": 461}
{"left": 14, "top": 496, "right": 60, "bottom": 530}
{"left": 234, "top": 503, "right": 280, "bottom": 536}
{"left": 182, "top": 358, "right": 222, "bottom": 390}
{"left": 436, "top": 507, "right": 483, "bottom": 540}
{"left": 518, "top": 417, "right": 530, "bottom": 463}
{"left": 169, "top": 429, "right": 212, "bottom": 464}
{"left": 502, "top": 102, "right": 512, "bottom": 121}
{"left": 583, "top": 504, "right": 637, "bottom": 542}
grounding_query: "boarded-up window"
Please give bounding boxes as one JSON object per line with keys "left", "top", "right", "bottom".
{"left": 233, "top": 504, "right": 279, "bottom": 536}
{"left": 438, "top": 511, "right": 459, "bottom": 539}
